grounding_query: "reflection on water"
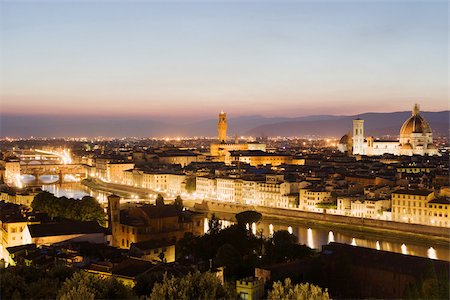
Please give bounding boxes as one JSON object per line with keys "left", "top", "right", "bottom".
{"left": 328, "top": 231, "right": 335, "bottom": 244}
{"left": 307, "top": 228, "right": 315, "bottom": 249}
{"left": 42, "top": 183, "right": 89, "bottom": 199}
{"left": 42, "top": 183, "right": 109, "bottom": 203}
{"left": 215, "top": 219, "right": 450, "bottom": 261}
{"left": 427, "top": 247, "right": 437, "bottom": 260}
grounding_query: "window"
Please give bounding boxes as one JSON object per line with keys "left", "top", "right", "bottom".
{"left": 122, "top": 239, "right": 124, "bottom": 246}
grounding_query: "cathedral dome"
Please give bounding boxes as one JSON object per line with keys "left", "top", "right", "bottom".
{"left": 339, "top": 134, "right": 350, "bottom": 144}
{"left": 400, "top": 104, "right": 432, "bottom": 136}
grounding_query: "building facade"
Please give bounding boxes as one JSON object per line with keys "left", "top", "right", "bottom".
{"left": 339, "top": 105, "right": 440, "bottom": 156}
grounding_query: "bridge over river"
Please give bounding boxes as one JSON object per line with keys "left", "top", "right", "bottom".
{"left": 5, "top": 149, "right": 87, "bottom": 185}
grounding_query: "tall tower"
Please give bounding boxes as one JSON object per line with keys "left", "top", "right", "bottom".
{"left": 352, "top": 118, "right": 365, "bottom": 155}
{"left": 218, "top": 111, "right": 227, "bottom": 143}
{"left": 107, "top": 194, "right": 121, "bottom": 247}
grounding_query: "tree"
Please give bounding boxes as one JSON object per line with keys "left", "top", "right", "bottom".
{"left": 185, "top": 176, "right": 196, "bottom": 193}
{"left": 0, "top": 265, "right": 75, "bottom": 300}
{"left": 155, "top": 194, "right": 164, "bottom": 206}
{"left": 31, "top": 192, "right": 105, "bottom": 225}
{"left": 263, "top": 230, "right": 312, "bottom": 264}
{"left": 208, "top": 213, "right": 221, "bottom": 235}
{"left": 174, "top": 195, "right": 183, "bottom": 210}
{"left": 215, "top": 243, "right": 242, "bottom": 276}
{"left": 57, "top": 271, "right": 134, "bottom": 300}
{"left": 149, "top": 272, "right": 234, "bottom": 300}
{"left": 58, "top": 285, "right": 95, "bottom": 300}
{"left": 235, "top": 210, "right": 262, "bottom": 227}
{"left": 268, "top": 278, "right": 330, "bottom": 300}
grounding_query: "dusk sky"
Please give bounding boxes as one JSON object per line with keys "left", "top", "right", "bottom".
{"left": 1, "top": 0, "right": 448, "bottom": 121}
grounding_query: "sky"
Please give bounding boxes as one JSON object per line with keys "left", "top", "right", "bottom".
{"left": 1, "top": 0, "right": 448, "bottom": 121}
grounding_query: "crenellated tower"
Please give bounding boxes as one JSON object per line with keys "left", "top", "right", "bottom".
{"left": 218, "top": 111, "right": 227, "bottom": 143}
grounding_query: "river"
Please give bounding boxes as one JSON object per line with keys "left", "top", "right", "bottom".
{"left": 42, "top": 183, "right": 450, "bottom": 261}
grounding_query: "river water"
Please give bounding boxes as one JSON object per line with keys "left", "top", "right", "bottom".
{"left": 42, "top": 183, "right": 450, "bottom": 261}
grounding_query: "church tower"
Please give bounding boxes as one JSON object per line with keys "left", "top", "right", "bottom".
{"left": 218, "top": 111, "right": 227, "bottom": 143}
{"left": 352, "top": 118, "right": 365, "bottom": 155}
{"left": 107, "top": 194, "right": 121, "bottom": 247}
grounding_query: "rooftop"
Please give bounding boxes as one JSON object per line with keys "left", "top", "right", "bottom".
{"left": 27, "top": 221, "right": 106, "bottom": 237}
{"left": 392, "top": 189, "right": 433, "bottom": 196}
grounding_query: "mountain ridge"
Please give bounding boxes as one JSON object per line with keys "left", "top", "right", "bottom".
{"left": 1, "top": 111, "right": 448, "bottom": 138}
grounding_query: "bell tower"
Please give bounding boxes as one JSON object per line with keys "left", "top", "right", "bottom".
{"left": 107, "top": 194, "right": 121, "bottom": 247}
{"left": 218, "top": 111, "right": 227, "bottom": 143}
{"left": 352, "top": 118, "right": 365, "bottom": 155}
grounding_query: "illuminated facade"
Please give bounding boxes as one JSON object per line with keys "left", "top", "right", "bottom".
{"left": 218, "top": 111, "right": 227, "bottom": 143}
{"left": 339, "top": 104, "right": 440, "bottom": 156}
{"left": 108, "top": 195, "right": 204, "bottom": 249}
{"left": 5, "top": 161, "right": 20, "bottom": 186}
{"left": 199, "top": 175, "right": 299, "bottom": 208}
{"left": 226, "top": 150, "right": 291, "bottom": 166}
{"left": 210, "top": 111, "right": 266, "bottom": 157}
{"left": 391, "top": 188, "right": 450, "bottom": 227}
{"left": 299, "top": 188, "right": 332, "bottom": 211}
{"left": 107, "top": 163, "right": 135, "bottom": 183}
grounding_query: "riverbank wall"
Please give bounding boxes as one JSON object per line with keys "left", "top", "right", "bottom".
{"left": 194, "top": 201, "right": 450, "bottom": 241}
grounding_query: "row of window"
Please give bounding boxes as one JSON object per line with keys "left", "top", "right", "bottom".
{"left": 392, "top": 194, "right": 426, "bottom": 200}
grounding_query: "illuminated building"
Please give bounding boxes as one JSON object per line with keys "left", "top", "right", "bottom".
{"left": 0, "top": 201, "right": 40, "bottom": 266}
{"left": 338, "top": 104, "right": 440, "bottom": 156}
{"left": 299, "top": 188, "right": 331, "bottom": 211}
{"left": 0, "top": 191, "right": 36, "bottom": 207}
{"left": 22, "top": 221, "right": 106, "bottom": 246}
{"left": 226, "top": 150, "right": 291, "bottom": 166}
{"left": 236, "top": 277, "right": 265, "bottom": 300}
{"left": 157, "top": 150, "right": 204, "bottom": 167}
{"left": 123, "top": 170, "right": 186, "bottom": 194}
{"left": 210, "top": 111, "right": 266, "bottom": 157}
{"left": 130, "top": 240, "right": 175, "bottom": 263}
{"left": 218, "top": 111, "right": 227, "bottom": 143}
{"left": 106, "top": 162, "right": 135, "bottom": 183}
{"left": 5, "top": 160, "right": 20, "bottom": 186}
{"left": 196, "top": 176, "right": 217, "bottom": 198}
{"left": 108, "top": 195, "right": 204, "bottom": 249}
{"left": 336, "top": 197, "right": 391, "bottom": 219}
{"left": 391, "top": 188, "right": 450, "bottom": 227}
{"left": 201, "top": 175, "right": 299, "bottom": 208}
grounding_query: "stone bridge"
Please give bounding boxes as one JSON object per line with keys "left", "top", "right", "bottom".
{"left": 20, "top": 164, "right": 86, "bottom": 176}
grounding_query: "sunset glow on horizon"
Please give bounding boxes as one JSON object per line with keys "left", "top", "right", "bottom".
{"left": 1, "top": 1, "right": 448, "bottom": 119}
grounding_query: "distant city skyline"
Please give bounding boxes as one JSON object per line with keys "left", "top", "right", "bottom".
{"left": 1, "top": 1, "right": 448, "bottom": 119}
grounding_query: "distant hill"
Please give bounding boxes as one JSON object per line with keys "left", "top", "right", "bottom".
{"left": 1, "top": 111, "right": 448, "bottom": 138}
{"left": 246, "top": 111, "right": 450, "bottom": 138}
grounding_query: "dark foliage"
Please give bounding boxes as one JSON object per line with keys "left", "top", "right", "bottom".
{"left": 32, "top": 191, "right": 105, "bottom": 225}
